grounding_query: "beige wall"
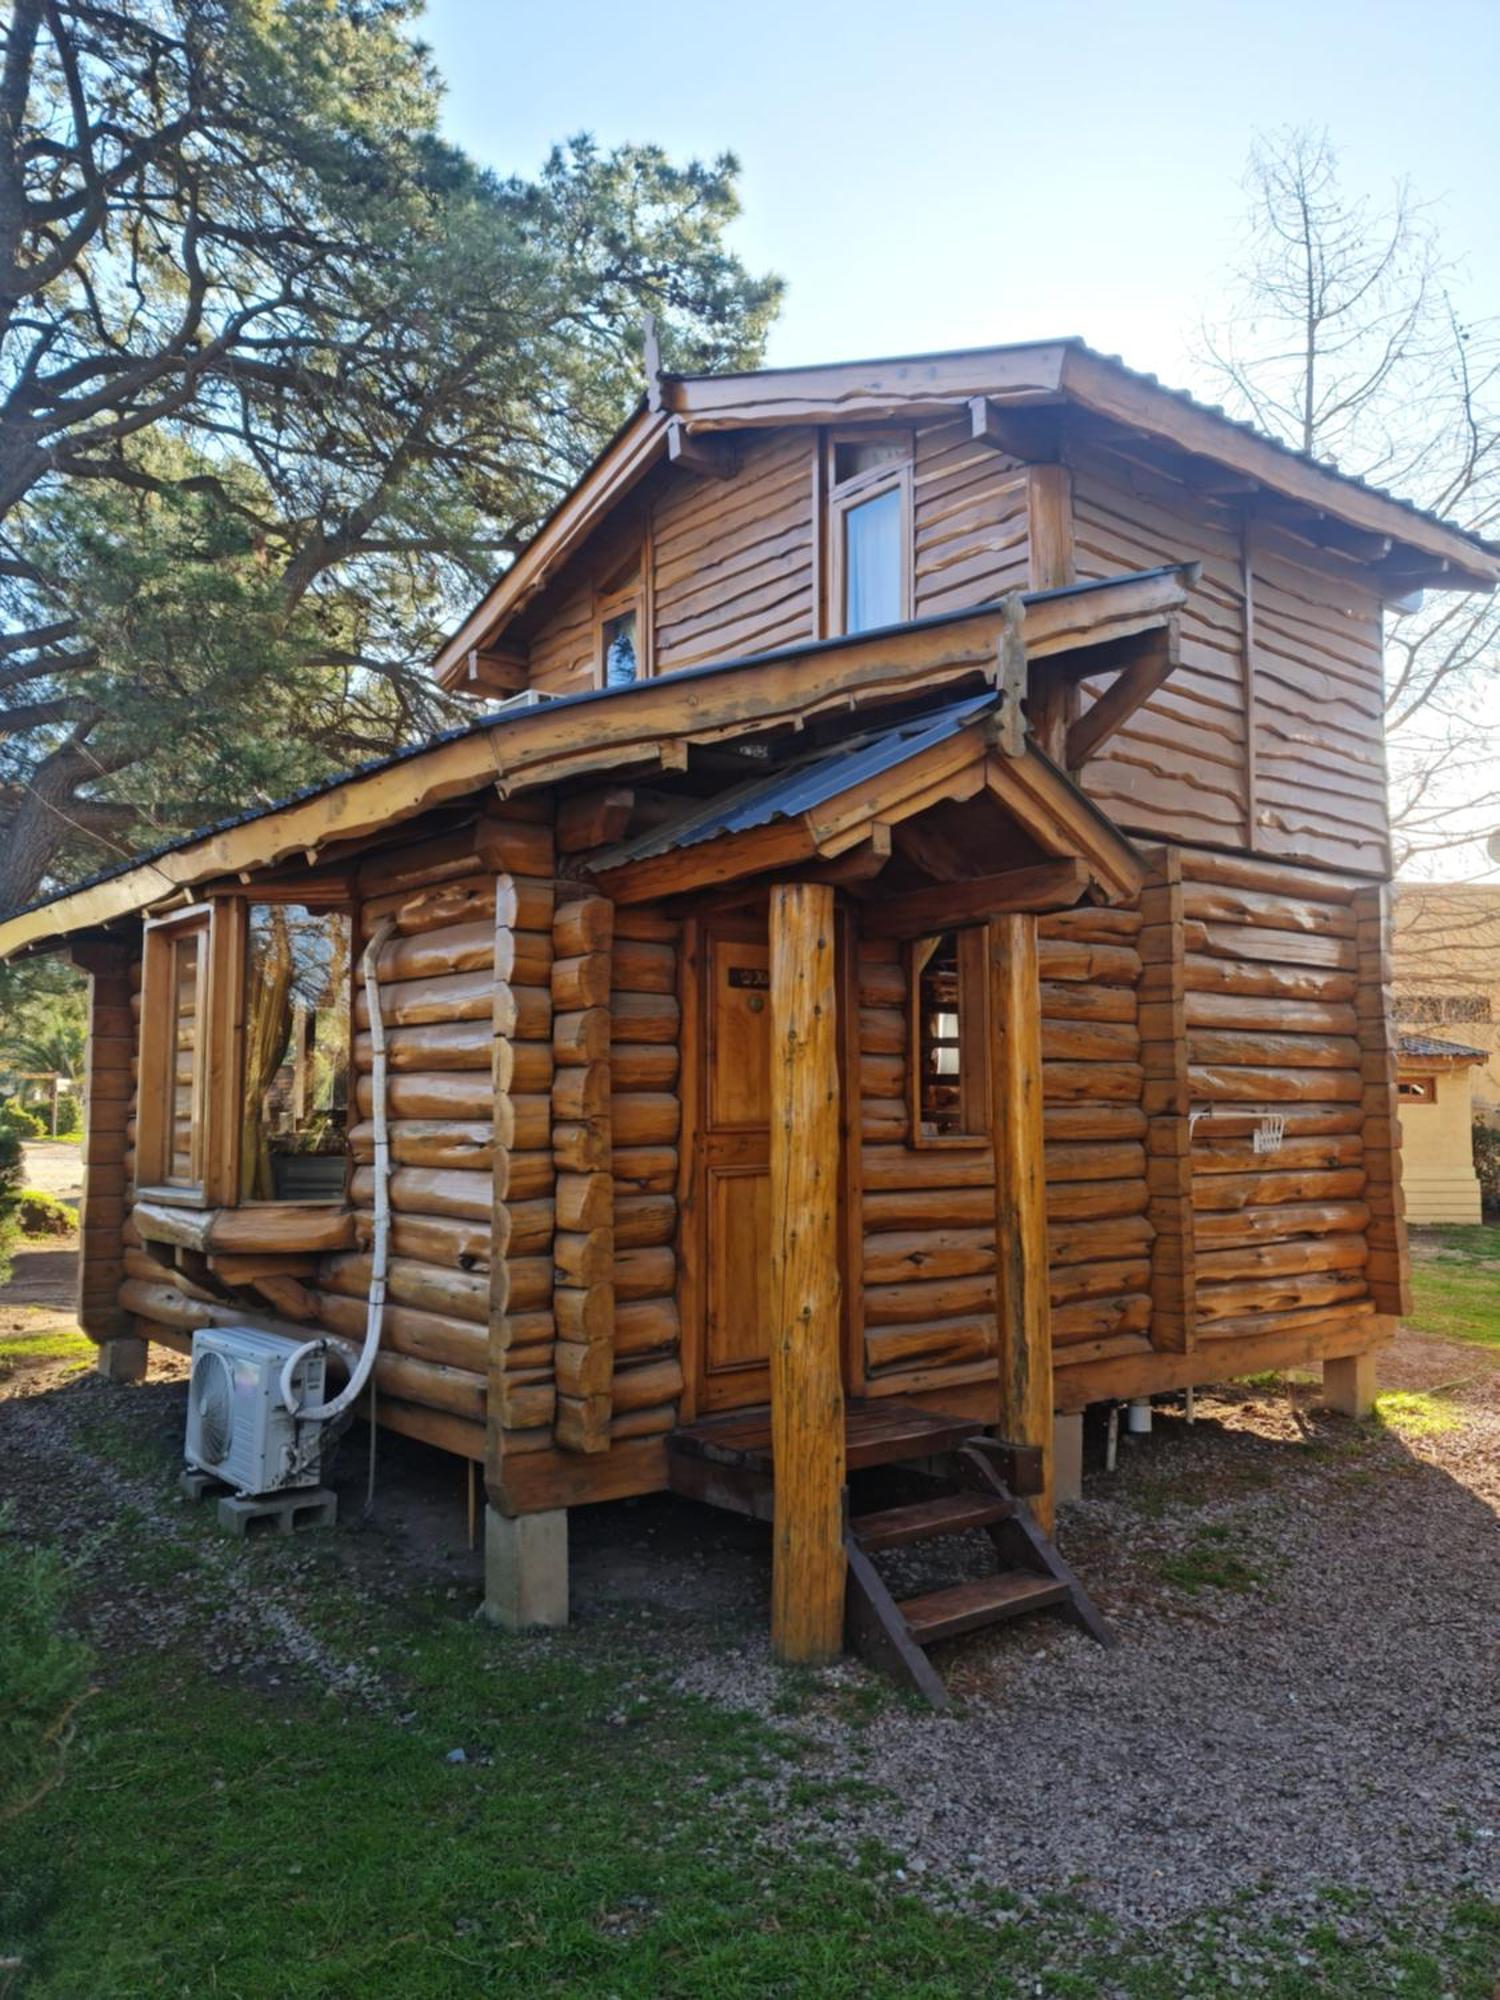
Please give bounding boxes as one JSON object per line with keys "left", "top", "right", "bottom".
{"left": 1399, "top": 1064, "right": 1483, "bottom": 1224}
{"left": 1393, "top": 885, "right": 1500, "bottom": 1120}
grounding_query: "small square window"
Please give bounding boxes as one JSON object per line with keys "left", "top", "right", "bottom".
{"left": 1399, "top": 1075, "right": 1436, "bottom": 1103}
{"left": 910, "top": 929, "right": 989, "bottom": 1146}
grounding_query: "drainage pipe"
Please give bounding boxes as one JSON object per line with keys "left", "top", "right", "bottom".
{"left": 278, "top": 915, "right": 397, "bottom": 1423}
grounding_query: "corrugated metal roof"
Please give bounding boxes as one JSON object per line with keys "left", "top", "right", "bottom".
{"left": 1398, "top": 1031, "right": 1487, "bottom": 1061}
{"left": 587, "top": 692, "right": 998, "bottom": 873}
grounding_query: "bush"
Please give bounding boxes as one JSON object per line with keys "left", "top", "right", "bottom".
{"left": 0, "top": 1117, "right": 22, "bottom": 1285}
{"left": 1474, "top": 1118, "right": 1500, "bottom": 1213}
{"left": 0, "top": 1100, "right": 46, "bottom": 1140}
{"left": 17, "top": 1189, "right": 76, "bottom": 1238}
{"left": 0, "top": 1505, "right": 92, "bottom": 1824}
{"left": 52, "top": 1092, "right": 82, "bottom": 1138}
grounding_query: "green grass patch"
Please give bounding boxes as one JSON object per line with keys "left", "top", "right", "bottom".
{"left": 1373, "top": 1390, "right": 1462, "bottom": 1438}
{"left": 0, "top": 1325, "right": 93, "bottom": 1371}
{"left": 0, "top": 1506, "right": 93, "bottom": 1828}
{"left": 1157, "top": 1525, "right": 1268, "bottom": 1596}
{"left": 1407, "top": 1225, "right": 1500, "bottom": 1349}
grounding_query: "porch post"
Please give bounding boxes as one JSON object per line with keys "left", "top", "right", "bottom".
{"left": 988, "top": 914, "right": 1055, "bottom": 1531}
{"left": 768, "top": 882, "right": 846, "bottom": 1665}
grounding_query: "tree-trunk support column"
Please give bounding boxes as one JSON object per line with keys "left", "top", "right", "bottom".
{"left": 768, "top": 882, "right": 846, "bottom": 1666}
{"left": 989, "top": 914, "right": 1055, "bottom": 1532}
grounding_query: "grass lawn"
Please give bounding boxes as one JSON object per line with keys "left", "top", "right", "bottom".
{"left": 1406, "top": 1223, "right": 1500, "bottom": 1350}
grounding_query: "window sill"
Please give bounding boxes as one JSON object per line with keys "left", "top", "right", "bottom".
{"left": 132, "top": 1199, "right": 356, "bottom": 1257}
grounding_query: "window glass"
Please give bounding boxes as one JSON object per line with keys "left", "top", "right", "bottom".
{"left": 1398, "top": 1076, "right": 1436, "bottom": 1103}
{"left": 833, "top": 437, "right": 908, "bottom": 485}
{"left": 241, "top": 904, "right": 351, "bottom": 1201}
{"left": 843, "top": 487, "right": 904, "bottom": 634}
{"left": 603, "top": 607, "right": 639, "bottom": 687}
{"left": 166, "top": 929, "right": 204, "bottom": 1184}
{"left": 912, "top": 930, "right": 989, "bottom": 1143}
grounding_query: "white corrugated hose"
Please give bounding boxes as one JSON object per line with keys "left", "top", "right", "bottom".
{"left": 277, "top": 915, "right": 397, "bottom": 1426}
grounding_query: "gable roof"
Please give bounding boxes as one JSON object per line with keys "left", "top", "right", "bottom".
{"left": 433, "top": 337, "right": 1500, "bottom": 689}
{"left": 1398, "top": 1031, "right": 1487, "bottom": 1064}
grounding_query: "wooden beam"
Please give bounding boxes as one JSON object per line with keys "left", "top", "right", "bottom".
{"left": 768, "top": 882, "right": 846, "bottom": 1665}
{"left": 988, "top": 914, "right": 1054, "bottom": 1531}
{"left": 1064, "top": 621, "right": 1182, "bottom": 770}
{"left": 667, "top": 417, "right": 737, "bottom": 480}
{"left": 860, "top": 859, "right": 1090, "bottom": 940}
{"left": 556, "top": 786, "right": 635, "bottom": 854}
{"left": 462, "top": 645, "right": 529, "bottom": 698}
{"left": 994, "top": 592, "right": 1028, "bottom": 757}
{"left": 969, "top": 397, "right": 1064, "bottom": 463}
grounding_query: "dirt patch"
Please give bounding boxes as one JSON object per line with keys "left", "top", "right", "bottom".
{"left": 1, "top": 1240, "right": 79, "bottom": 1320}
{"left": 20, "top": 1139, "right": 84, "bottom": 1203}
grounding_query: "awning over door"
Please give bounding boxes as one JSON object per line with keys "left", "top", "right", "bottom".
{"left": 585, "top": 690, "right": 1145, "bottom": 925}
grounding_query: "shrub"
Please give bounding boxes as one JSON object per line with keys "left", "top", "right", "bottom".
{"left": 52, "top": 1092, "right": 82, "bottom": 1138}
{"left": 0, "top": 1117, "right": 22, "bottom": 1285}
{"left": 1475, "top": 1119, "right": 1500, "bottom": 1213}
{"left": 0, "top": 1100, "right": 47, "bottom": 1140}
{"left": 17, "top": 1189, "right": 76, "bottom": 1238}
{"left": 0, "top": 1505, "right": 93, "bottom": 1824}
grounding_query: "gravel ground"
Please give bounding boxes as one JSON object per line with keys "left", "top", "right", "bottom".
{"left": 2, "top": 1321, "right": 1497, "bottom": 1973}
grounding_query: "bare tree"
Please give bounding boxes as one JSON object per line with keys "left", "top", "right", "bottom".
{"left": 1198, "top": 127, "right": 1500, "bottom": 875}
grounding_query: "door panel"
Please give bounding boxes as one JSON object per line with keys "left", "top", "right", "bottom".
{"left": 697, "top": 923, "right": 774, "bottom": 1410}
{"left": 707, "top": 935, "right": 771, "bottom": 1127}
{"left": 705, "top": 1163, "right": 773, "bottom": 1379}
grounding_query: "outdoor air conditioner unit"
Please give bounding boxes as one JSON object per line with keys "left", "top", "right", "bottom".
{"left": 185, "top": 1327, "right": 329, "bottom": 1498}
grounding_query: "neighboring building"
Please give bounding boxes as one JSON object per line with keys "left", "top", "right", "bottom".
{"left": 1397, "top": 1032, "right": 1487, "bottom": 1223}
{"left": 3, "top": 338, "right": 1498, "bottom": 1689}
{"left": 1393, "top": 884, "right": 1500, "bottom": 1122}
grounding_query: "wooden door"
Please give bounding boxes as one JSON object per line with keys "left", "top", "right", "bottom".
{"left": 696, "top": 920, "right": 776, "bottom": 1410}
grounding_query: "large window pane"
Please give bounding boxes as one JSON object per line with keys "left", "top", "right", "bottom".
{"left": 167, "top": 929, "right": 205, "bottom": 1184}
{"left": 843, "top": 486, "right": 903, "bottom": 633}
{"left": 241, "top": 904, "right": 351, "bottom": 1201}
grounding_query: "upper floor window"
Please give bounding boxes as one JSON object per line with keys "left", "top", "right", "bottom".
{"left": 829, "top": 432, "right": 912, "bottom": 636}
{"left": 596, "top": 551, "right": 648, "bottom": 688}
{"left": 910, "top": 928, "right": 989, "bottom": 1146}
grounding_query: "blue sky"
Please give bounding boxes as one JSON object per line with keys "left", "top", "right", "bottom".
{"left": 420, "top": 0, "right": 1499, "bottom": 399}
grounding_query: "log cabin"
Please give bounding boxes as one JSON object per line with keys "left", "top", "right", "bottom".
{"left": 4, "top": 338, "right": 1497, "bottom": 1691}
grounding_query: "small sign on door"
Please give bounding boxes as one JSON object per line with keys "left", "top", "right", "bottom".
{"left": 727, "top": 965, "right": 770, "bottom": 990}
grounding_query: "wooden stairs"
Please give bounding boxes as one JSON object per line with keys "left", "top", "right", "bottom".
{"left": 666, "top": 1399, "right": 1113, "bottom": 1710}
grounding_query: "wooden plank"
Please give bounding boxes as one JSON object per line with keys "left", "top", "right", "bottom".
{"left": 988, "top": 914, "right": 1054, "bottom": 1531}
{"left": 768, "top": 882, "right": 846, "bottom": 1665}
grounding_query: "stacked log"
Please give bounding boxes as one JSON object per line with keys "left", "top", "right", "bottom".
{"left": 1180, "top": 850, "right": 1374, "bottom": 1343}
{"left": 551, "top": 893, "right": 614, "bottom": 1451}
{"left": 858, "top": 936, "right": 999, "bottom": 1396}
{"left": 75, "top": 938, "right": 136, "bottom": 1342}
{"left": 1039, "top": 907, "right": 1154, "bottom": 1364}
{"left": 607, "top": 911, "right": 684, "bottom": 1439}
{"left": 483, "top": 819, "right": 559, "bottom": 1463}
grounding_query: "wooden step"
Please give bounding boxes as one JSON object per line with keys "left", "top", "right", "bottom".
{"left": 898, "top": 1570, "right": 1070, "bottom": 1645}
{"left": 850, "top": 1492, "right": 1008, "bottom": 1551}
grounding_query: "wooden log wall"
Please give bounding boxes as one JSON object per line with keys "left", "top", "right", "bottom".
{"left": 1178, "top": 848, "right": 1379, "bottom": 1350}
{"left": 73, "top": 937, "right": 136, "bottom": 1342}
{"left": 857, "top": 934, "right": 1000, "bottom": 1403}
{"left": 911, "top": 415, "right": 1030, "bottom": 618}
{"left": 857, "top": 908, "right": 1155, "bottom": 1398}
{"left": 1067, "top": 438, "right": 1388, "bottom": 873}
{"left": 607, "top": 909, "right": 684, "bottom": 1443}
{"left": 1038, "top": 906, "right": 1155, "bottom": 1373}
{"left": 551, "top": 892, "right": 614, "bottom": 1451}
{"left": 519, "top": 420, "right": 1034, "bottom": 694}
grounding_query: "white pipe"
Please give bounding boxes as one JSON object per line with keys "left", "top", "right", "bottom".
{"left": 278, "top": 916, "right": 397, "bottom": 1424}
{"left": 1127, "top": 1397, "right": 1153, "bottom": 1435}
